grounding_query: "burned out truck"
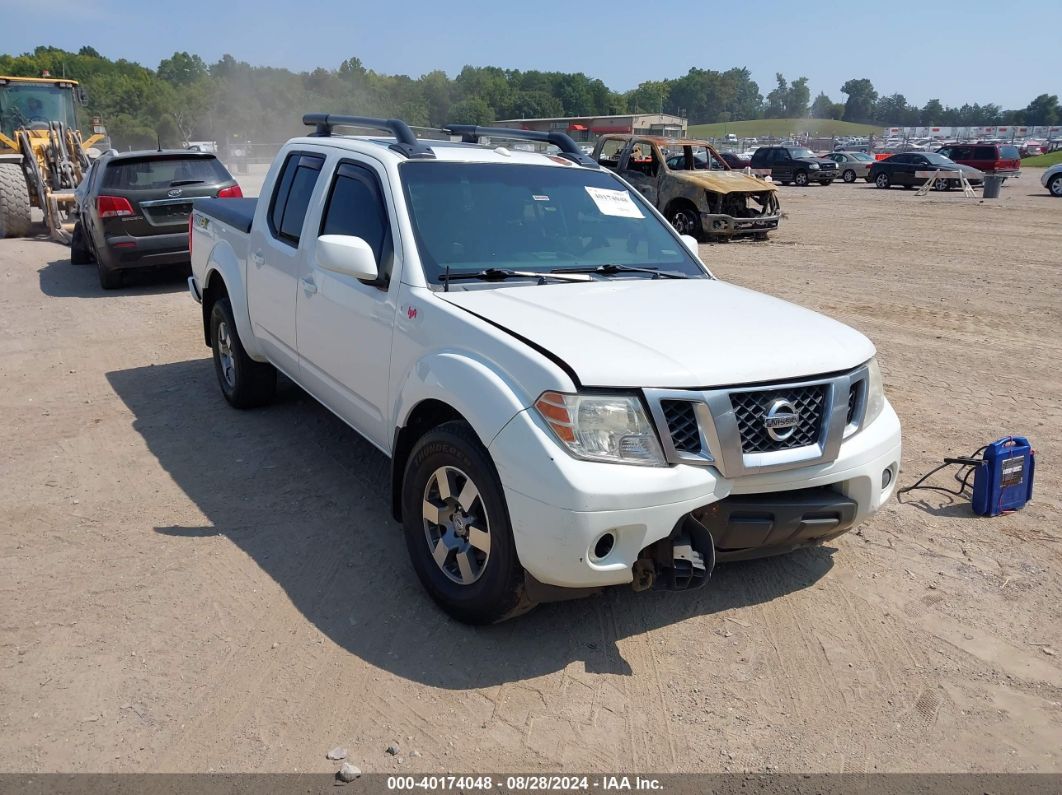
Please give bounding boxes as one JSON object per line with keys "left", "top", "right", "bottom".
{"left": 591, "top": 134, "right": 780, "bottom": 241}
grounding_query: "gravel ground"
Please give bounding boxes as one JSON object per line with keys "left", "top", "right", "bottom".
{"left": 0, "top": 170, "right": 1059, "bottom": 774}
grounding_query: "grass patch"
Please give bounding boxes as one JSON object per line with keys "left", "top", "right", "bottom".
{"left": 687, "top": 118, "right": 881, "bottom": 140}
{"left": 1020, "top": 150, "right": 1062, "bottom": 167}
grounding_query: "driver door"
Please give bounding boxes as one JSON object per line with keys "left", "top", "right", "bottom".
{"left": 620, "top": 142, "right": 662, "bottom": 206}
{"left": 295, "top": 158, "right": 399, "bottom": 449}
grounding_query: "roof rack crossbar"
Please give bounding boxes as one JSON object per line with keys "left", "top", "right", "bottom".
{"left": 302, "top": 113, "right": 435, "bottom": 158}
{"left": 442, "top": 125, "right": 597, "bottom": 167}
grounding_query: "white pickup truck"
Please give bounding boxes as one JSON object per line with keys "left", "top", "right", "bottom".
{"left": 188, "top": 114, "right": 902, "bottom": 624}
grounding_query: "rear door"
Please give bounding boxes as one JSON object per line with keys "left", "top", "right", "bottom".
{"left": 247, "top": 150, "right": 326, "bottom": 375}
{"left": 97, "top": 154, "right": 235, "bottom": 240}
{"left": 997, "top": 145, "right": 1021, "bottom": 174}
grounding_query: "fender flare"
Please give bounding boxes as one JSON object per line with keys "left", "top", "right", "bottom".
{"left": 389, "top": 351, "right": 538, "bottom": 521}
{"left": 394, "top": 351, "right": 532, "bottom": 451}
{"left": 201, "top": 240, "right": 265, "bottom": 361}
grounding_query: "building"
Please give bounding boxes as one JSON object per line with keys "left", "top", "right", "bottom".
{"left": 492, "top": 113, "right": 687, "bottom": 142}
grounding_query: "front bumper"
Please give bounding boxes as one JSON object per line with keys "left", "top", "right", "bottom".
{"left": 490, "top": 401, "right": 901, "bottom": 589}
{"left": 814, "top": 170, "right": 837, "bottom": 182}
{"left": 700, "top": 211, "right": 781, "bottom": 237}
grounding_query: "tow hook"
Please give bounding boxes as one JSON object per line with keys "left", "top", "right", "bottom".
{"left": 632, "top": 516, "right": 716, "bottom": 592}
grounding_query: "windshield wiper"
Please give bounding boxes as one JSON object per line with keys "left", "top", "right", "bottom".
{"left": 551, "top": 263, "right": 688, "bottom": 279}
{"left": 170, "top": 179, "right": 205, "bottom": 187}
{"left": 438, "top": 267, "right": 594, "bottom": 286}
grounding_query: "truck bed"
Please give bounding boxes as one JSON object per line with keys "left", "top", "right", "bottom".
{"left": 193, "top": 197, "right": 257, "bottom": 234}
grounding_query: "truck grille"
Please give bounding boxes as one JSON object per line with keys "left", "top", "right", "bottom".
{"left": 661, "top": 400, "right": 700, "bottom": 454}
{"left": 846, "top": 382, "right": 860, "bottom": 425}
{"left": 730, "top": 385, "right": 826, "bottom": 453}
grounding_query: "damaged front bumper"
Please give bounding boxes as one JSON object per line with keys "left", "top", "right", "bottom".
{"left": 700, "top": 211, "right": 781, "bottom": 238}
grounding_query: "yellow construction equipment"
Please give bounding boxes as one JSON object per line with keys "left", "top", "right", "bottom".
{"left": 0, "top": 74, "right": 108, "bottom": 242}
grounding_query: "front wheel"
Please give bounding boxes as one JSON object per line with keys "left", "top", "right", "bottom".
{"left": 402, "top": 421, "right": 530, "bottom": 624}
{"left": 669, "top": 206, "right": 702, "bottom": 238}
{"left": 875, "top": 172, "right": 891, "bottom": 189}
{"left": 843, "top": 169, "right": 857, "bottom": 183}
{"left": 933, "top": 178, "right": 951, "bottom": 192}
{"left": 793, "top": 170, "right": 809, "bottom": 187}
{"left": 1048, "top": 174, "right": 1062, "bottom": 197}
{"left": 210, "top": 297, "right": 277, "bottom": 408}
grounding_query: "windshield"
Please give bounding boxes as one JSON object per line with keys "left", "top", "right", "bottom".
{"left": 0, "top": 83, "right": 78, "bottom": 139}
{"left": 400, "top": 162, "right": 707, "bottom": 283}
{"left": 664, "top": 145, "right": 726, "bottom": 171}
{"left": 788, "top": 148, "right": 817, "bottom": 159}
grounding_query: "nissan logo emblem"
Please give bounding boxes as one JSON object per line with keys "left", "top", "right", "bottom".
{"left": 764, "top": 399, "right": 800, "bottom": 441}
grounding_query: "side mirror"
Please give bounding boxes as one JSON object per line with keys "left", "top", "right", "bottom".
{"left": 680, "top": 234, "right": 699, "bottom": 255}
{"left": 316, "top": 234, "right": 378, "bottom": 281}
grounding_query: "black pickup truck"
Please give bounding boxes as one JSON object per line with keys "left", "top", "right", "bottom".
{"left": 749, "top": 146, "right": 838, "bottom": 187}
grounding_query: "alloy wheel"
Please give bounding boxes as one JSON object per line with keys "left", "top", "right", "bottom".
{"left": 422, "top": 465, "right": 491, "bottom": 586}
{"left": 216, "top": 320, "right": 236, "bottom": 388}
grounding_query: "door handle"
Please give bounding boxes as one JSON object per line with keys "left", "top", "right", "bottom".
{"left": 301, "top": 276, "right": 317, "bottom": 296}
{"left": 252, "top": 250, "right": 265, "bottom": 267}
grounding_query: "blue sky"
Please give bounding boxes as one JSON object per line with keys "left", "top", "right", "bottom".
{"left": 2, "top": 0, "right": 1059, "bottom": 110}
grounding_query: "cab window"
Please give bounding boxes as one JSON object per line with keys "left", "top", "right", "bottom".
{"left": 269, "top": 152, "right": 325, "bottom": 246}
{"left": 319, "top": 162, "right": 394, "bottom": 281}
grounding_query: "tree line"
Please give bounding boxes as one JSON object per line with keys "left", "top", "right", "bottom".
{"left": 1, "top": 45, "right": 1058, "bottom": 150}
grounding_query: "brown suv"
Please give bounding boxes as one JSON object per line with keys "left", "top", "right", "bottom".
{"left": 591, "top": 134, "right": 780, "bottom": 241}
{"left": 935, "top": 143, "right": 1021, "bottom": 178}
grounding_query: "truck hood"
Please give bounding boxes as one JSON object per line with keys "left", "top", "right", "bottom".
{"left": 675, "top": 169, "right": 776, "bottom": 194}
{"left": 438, "top": 279, "right": 874, "bottom": 388}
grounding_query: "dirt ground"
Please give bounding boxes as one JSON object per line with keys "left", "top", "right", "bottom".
{"left": 0, "top": 170, "right": 1059, "bottom": 775}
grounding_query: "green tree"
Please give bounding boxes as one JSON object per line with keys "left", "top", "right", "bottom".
{"left": 1024, "top": 94, "right": 1060, "bottom": 126}
{"left": 811, "top": 92, "right": 834, "bottom": 118}
{"left": 448, "top": 96, "right": 494, "bottom": 125}
{"left": 840, "top": 78, "right": 878, "bottom": 123}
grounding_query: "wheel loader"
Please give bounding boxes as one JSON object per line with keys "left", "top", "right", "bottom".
{"left": 0, "top": 75, "right": 108, "bottom": 242}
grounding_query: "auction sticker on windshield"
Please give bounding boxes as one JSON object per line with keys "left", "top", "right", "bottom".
{"left": 585, "top": 187, "right": 644, "bottom": 219}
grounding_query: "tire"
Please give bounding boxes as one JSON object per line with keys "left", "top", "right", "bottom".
{"left": 780, "top": 180, "right": 791, "bottom": 186}
{"left": 1048, "top": 174, "right": 1062, "bottom": 197}
{"left": 793, "top": 170, "right": 809, "bottom": 187}
{"left": 209, "top": 297, "right": 277, "bottom": 408}
{"left": 843, "top": 169, "right": 856, "bottom": 183}
{"left": 70, "top": 222, "right": 94, "bottom": 264}
{"left": 819, "top": 179, "right": 833, "bottom": 186}
{"left": 97, "top": 259, "right": 123, "bottom": 289}
{"left": 668, "top": 205, "right": 702, "bottom": 239}
{"left": 933, "top": 178, "right": 951, "bottom": 192}
{"left": 0, "top": 162, "right": 32, "bottom": 238}
{"left": 875, "top": 172, "right": 891, "bottom": 189}
{"left": 402, "top": 421, "right": 530, "bottom": 624}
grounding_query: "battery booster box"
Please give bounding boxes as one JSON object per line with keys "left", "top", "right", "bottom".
{"left": 971, "top": 436, "right": 1035, "bottom": 517}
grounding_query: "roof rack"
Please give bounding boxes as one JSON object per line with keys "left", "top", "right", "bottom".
{"left": 443, "top": 125, "right": 598, "bottom": 167}
{"left": 302, "top": 113, "right": 435, "bottom": 158}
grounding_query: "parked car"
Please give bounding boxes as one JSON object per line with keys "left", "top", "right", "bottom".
{"left": 592, "top": 134, "right": 780, "bottom": 240}
{"left": 188, "top": 114, "right": 902, "bottom": 623}
{"left": 71, "top": 149, "right": 241, "bottom": 289}
{"left": 719, "top": 151, "right": 751, "bottom": 170}
{"left": 1042, "top": 163, "right": 1062, "bottom": 197}
{"left": 825, "top": 151, "right": 876, "bottom": 183}
{"left": 935, "top": 143, "right": 1021, "bottom": 178}
{"left": 749, "top": 146, "right": 838, "bottom": 186}
{"left": 868, "top": 152, "right": 984, "bottom": 190}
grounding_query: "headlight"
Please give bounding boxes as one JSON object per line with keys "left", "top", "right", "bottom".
{"left": 535, "top": 391, "right": 665, "bottom": 466}
{"left": 809, "top": 163, "right": 821, "bottom": 170}
{"left": 864, "top": 358, "right": 885, "bottom": 426}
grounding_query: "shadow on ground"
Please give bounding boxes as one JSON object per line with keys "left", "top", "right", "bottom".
{"left": 39, "top": 257, "right": 190, "bottom": 299}
{"left": 107, "top": 358, "right": 835, "bottom": 689}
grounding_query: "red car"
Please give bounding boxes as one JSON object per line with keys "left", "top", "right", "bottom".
{"left": 935, "top": 143, "right": 1021, "bottom": 178}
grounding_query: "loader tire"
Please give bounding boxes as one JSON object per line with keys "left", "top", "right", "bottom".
{"left": 0, "top": 163, "right": 32, "bottom": 239}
